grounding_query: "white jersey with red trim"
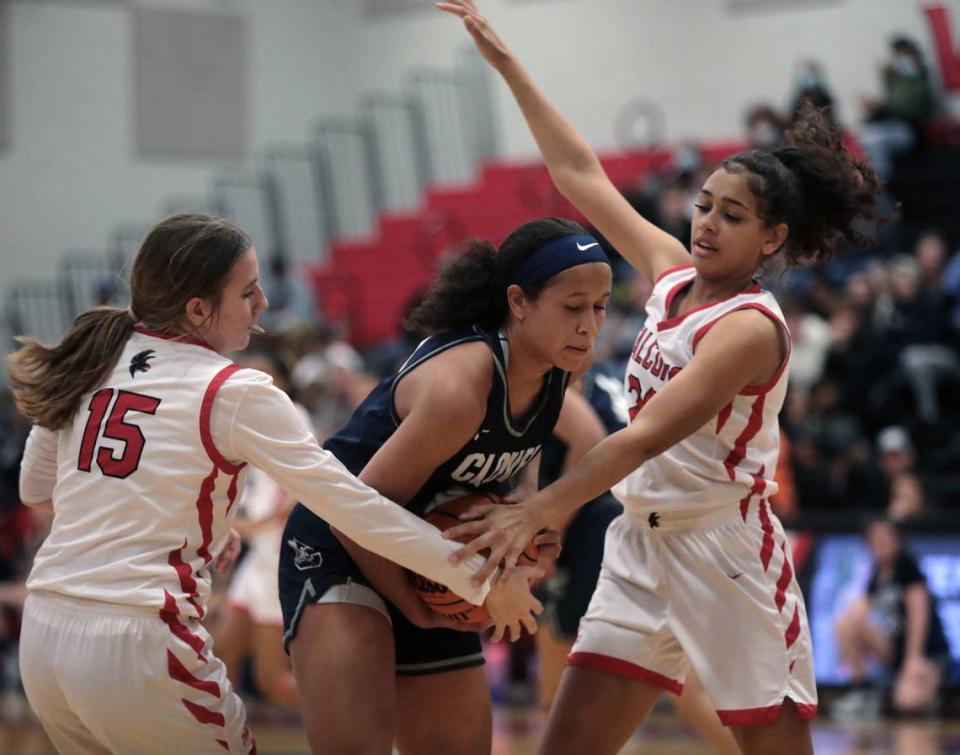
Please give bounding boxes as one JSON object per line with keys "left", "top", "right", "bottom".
{"left": 27, "top": 330, "right": 253, "bottom": 619}
{"left": 613, "top": 265, "right": 791, "bottom": 516}
{"left": 26, "top": 329, "right": 492, "bottom": 619}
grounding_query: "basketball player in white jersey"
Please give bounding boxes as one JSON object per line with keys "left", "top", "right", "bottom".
{"left": 438, "top": 4, "right": 883, "bottom": 754}
{"left": 10, "top": 213, "right": 541, "bottom": 754}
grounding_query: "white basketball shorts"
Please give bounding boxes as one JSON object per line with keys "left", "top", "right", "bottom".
{"left": 568, "top": 499, "right": 817, "bottom": 726}
{"left": 20, "top": 591, "right": 255, "bottom": 754}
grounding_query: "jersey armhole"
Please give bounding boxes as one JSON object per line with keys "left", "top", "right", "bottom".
{"left": 388, "top": 336, "right": 490, "bottom": 425}
{"left": 690, "top": 303, "right": 791, "bottom": 396}
{"left": 200, "top": 364, "right": 248, "bottom": 474}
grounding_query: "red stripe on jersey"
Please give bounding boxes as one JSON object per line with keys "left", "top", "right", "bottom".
{"left": 167, "top": 650, "right": 221, "bottom": 698}
{"left": 715, "top": 402, "right": 733, "bottom": 434}
{"left": 225, "top": 472, "right": 241, "bottom": 516}
{"left": 723, "top": 393, "right": 766, "bottom": 480}
{"left": 784, "top": 604, "right": 801, "bottom": 649}
{"left": 775, "top": 542, "right": 793, "bottom": 613}
{"left": 196, "top": 464, "right": 218, "bottom": 565}
{"left": 738, "top": 468, "right": 766, "bottom": 521}
{"left": 200, "top": 365, "right": 247, "bottom": 474}
{"left": 758, "top": 499, "right": 775, "bottom": 572}
{"left": 567, "top": 652, "right": 683, "bottom": 695}
{"left": 217, "top": 740, "right": 229, "bottom": 751}
{"left": 134, "top": 326, "right": 215, "bottom": 351}
{"left": 168, "top": 540, "right": 204, "bottom": 618}
{"left": 653, "top": 264, "right": 694, "bottom": 285}
{"left": 661, "top": 280, "right": 763, "bottom": 333}
{"left": 181, "top": 698, "right": 226, "bottom": 727}
{"left": 160, "top": 590, "right": 208, "bottom": 662}
{"left": 733, "top": 304, "right": 792, "bottom": 395}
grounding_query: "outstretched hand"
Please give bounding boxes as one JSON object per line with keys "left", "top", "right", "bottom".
{"left": 444, "top": 500, "right": 545, "bottom": 587}
{"left": 436, "top": 2, "right": 513, "bottom": 71}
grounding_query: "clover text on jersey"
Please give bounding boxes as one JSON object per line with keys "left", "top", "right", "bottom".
{"left": 450, "top": 446, "right": 542, "bottom": 486}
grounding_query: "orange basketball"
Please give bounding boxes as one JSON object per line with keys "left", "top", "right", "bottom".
{"left": 411, "top": 492, "right": 540, "bottom": 624}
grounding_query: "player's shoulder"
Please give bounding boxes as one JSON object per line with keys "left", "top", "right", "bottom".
{"left": 398, "top": 340, "right": 491, "bottom": 420}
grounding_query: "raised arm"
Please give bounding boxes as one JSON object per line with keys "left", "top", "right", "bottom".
{"left": 438, "top": 1, "right": 689, "bottom": 283}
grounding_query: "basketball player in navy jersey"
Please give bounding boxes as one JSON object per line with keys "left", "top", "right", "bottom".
{"left": 439, "top": 3, "right": 882, "bottom": 754}
{"left": 11, "top": 213, "right": 539, "bottom": 754}
{"left": 279, "top": 218, "right": 612, "bottom": 754}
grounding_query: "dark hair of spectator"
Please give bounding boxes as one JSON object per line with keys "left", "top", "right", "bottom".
{"left": 8, "top": 213, "right": 252, "bottom": 430}
{"left": 723, "top": 102, "right": 883, "bottom": 266}
{"left": 404, "top": 217, "right": 587, "bottom": 333}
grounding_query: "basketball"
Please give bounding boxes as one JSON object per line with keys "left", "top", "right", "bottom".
{"left": 411, "top": 492, "right": 540, "bottom": 623}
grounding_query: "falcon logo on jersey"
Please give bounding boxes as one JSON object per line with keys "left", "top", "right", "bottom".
{"left": 129, "top": 349, "right": 156, "bottom": 378}
{"left": 287, "top": 538, "right": 323, "bottom": 571}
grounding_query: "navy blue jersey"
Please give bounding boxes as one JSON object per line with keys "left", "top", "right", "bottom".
{"left": 280, "top": 326, "right": 571, "bottom": 672}
{"left": 323, "top": 326, "right": 570, "bottom": 517}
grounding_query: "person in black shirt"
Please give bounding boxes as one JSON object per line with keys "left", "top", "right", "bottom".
{"left": 834, "top": 518, "right": 949, "bottom": 715}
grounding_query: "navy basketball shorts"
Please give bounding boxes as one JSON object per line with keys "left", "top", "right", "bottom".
{"left": 278, "top": 504, "right": 484, "bottom": 677}
{"left": 537, "top": 494, "right": 622, "bottom": 641}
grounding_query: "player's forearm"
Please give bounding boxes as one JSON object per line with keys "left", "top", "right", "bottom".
{"left": 531, "top": 431, "right": 650, "bottom": 529}
{"left": 497, "top": 57, "right": 604, "bottom": 188}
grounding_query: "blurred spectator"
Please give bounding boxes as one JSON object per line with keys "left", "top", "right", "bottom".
{"left": 877, "top": 425, "right": 915, "bottom": 479}
{"left": 654, "top": 179, "right": 693, "bottom": 249}
{"left": 860, "top": 36, "right": 938, "bottom": 180}
{"left": 744, "top": 104, "right": 787, "bottom": 150}
{"left": 365, "top": 291, "right": 428, "bottom": 379}
{"left": 782, "top": 297, "right": 831, "bottom": 396}
{"left": 260, "top": 254, "right": 319, "bottom": 334}
{"left": 941, "top": 241, "right": 960, "bottom": 329}
{"left": 914, "top": 231, "right": 950, "bottom": 292}
{"left": 790, "top": 59, "right": 837, "bottom": 127}
{"left": 789, "top": 379, "right": 875, "bottom": 510}
{"left": 833, "top": 518, "right": 949, "bottom": 718}
{"left": 819, "top": 302, "right": 888, "bottom": 431}
{"left": 887, "top": 471, "right": 927, "bottom": 522}
{"left": 876, "top": 254, "right": 953, "bottom": 351}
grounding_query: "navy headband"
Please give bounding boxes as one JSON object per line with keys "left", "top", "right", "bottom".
{"left": 510, "top": 234, "right": 610, "bottom": 287}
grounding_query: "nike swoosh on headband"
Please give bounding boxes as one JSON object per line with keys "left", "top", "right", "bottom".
{"left": 576, "top": 242, "right": 600, "bottom": 251}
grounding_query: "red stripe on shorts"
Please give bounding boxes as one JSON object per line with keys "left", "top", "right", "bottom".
{"left": 181, "top": 698, "right": 226, "bottom": 727}
{"left": 784, "top": 604, "right": 801, "bottom": 649}
{"left": 167, "top": 649, "right": 221, "bottom": 698}
{"left": 758, "top": 499, "right": 775, "bottom": 572}
{"left": 160, "top": 590, "right": 208, "bottom": 663}
{"left": 775, "top": 542, "right": 793, "bottom": 613}
{"left": 567, "top": 652, "right": 683, "bottom": 695}
{"left": 717, "top": 701, "right": 817, "bottom": 726}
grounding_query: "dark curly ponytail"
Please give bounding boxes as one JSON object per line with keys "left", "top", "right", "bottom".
{"left": 405, "top": 217, "right": 586, "bottom": 333}
{"left": 723, "top": 102, "right": 882, "bottom": 265}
